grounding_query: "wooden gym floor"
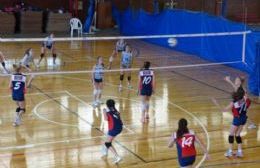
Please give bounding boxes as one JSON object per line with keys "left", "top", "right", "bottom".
{"left": 0, "top": 40, "right": 260, "bottom": 168}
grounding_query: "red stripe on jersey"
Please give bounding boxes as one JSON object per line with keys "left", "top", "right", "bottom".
{"left": 232, "top": 107, "right": 240, "bottom": 117}
{"left": 246, "top": 98, "right": 251, "bottom": 108}
{"left": 107, "top": 113, "right": 114, "bottom": 130}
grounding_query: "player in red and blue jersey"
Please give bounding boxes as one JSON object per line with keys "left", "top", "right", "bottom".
{"left": 222, "top": 89, "right": 251, "bottom": 157}
{"left": 224, "top": 75, "right": 256, "bottom": 129}
{"left": 9, "top": 64, "right": 27, "bottom": 126}
{"left": 138, "top": 61, "right": 155, "bottom": 123}
{"left": 168, "top": 118, "right": 209, "bottom": 168}
{"left": 101, "top": 99, "right": 123, "bottom": 164}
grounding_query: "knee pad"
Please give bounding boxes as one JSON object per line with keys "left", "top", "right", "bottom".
{"left": 93, "top": 89, "right": 98, "bottom": 96}
{"left": 127, "top": 76, "right": 131, "bottom": 81}
{"left": 236, "top": 136, "right": 242, "bottom": 144}
{"left": 40, "top": 53, "right": 44, "bottom": 58}
{"left": 53, "top": 54, "right": 57, "bottom": 58}
{"left": 120, "top": 74, "right": 124, "bottom": 81}
{"left": 105, "top": 142, "right": 112, "bottom": 149}
{"left": 228, "top": 135, "right": 234, "bottom": 143}
{"left": 1, "top": 62, "right": 5, "bottom": 67}
{"left": 16, "top": 107, "right": 20, "bottom": 113}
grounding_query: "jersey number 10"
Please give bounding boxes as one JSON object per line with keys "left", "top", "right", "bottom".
{"left": 142, "top": 76, "right": 152, "bottom": 84}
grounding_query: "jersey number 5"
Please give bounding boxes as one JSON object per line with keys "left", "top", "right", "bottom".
{"left": 14, "top": 82, "right": 21, "bottom": 90}
{"left": 181, "top": 137, "right": 193, "bottom": 148}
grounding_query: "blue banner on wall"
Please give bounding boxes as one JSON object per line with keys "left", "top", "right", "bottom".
{"left": 112, "top": 8, "right": 260, "bottom": 95}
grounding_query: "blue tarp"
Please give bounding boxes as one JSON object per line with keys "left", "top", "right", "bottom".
{"left": 113, "top": 8, "right": 259, "bottom": 95}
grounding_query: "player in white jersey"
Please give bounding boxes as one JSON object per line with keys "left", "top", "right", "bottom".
{"left": 92, "top": 56, "right": 105, "bottom": 107}
{"left": 108, "top": 39, "right": 126, "bottom": 69}
{"left": 37, "top": 33, "right": 57, "bottom": 66}
{"left": 119, "top": 45, "right": 133, "bottom": 91}
{"left": 20, "top": 48, "right": 37, "bottom": 72}
{"left": 0, "top": 51, "right": 9, "bottom": 73}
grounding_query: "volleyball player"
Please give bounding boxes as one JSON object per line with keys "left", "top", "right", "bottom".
{"left": 92, "top": 56, "right": 104, "bottom": 107}
{"left": 9, "top": 64, "right": 28, "bottom": 126}
{"left": 221, "top": 89, "right": 251, "bottom": 157}
{"left": 108, "top": 39, "right": 126, "bottom": 69}
{"left": 0, "top": 51, "right": 9, "bottom": 73}
{"left": 20, "top": 48, "right": 37, "bottom": 72}
{"left": 101, "top": 99, "right": 123, "bottom": 164}
{"left": 119, "top": 45, "right": 133, "bottom": 91}
{"left": 224, "top": 76, "right": 256, "bottom": 129}
{"left": 37, "top": 33, "right": 57, "bottom": 66}
{"left": 168, "top": 118, "right": 209, "bottom": 168}
{"left": 138, "top": 61, "right": 155, "bottom": 123}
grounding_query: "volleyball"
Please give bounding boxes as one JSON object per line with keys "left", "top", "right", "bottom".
{"left": 167, "top": 38, "right": 178, "bottom": 47}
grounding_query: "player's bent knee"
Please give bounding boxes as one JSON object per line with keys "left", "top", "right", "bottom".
{"left": 105, "top": 142, "right": 112, "bottom": 149}
{"left": 235, "top": 136, "right": 242, "bottom": 144}
{"left": 1, "top": 62, "right": 5, "bottom": 67}
{"left": 40, "top": 53, "right": 44, "bottom": 58}
{"left": 127, "top": 76, "right": 131, "bottom": 81}
{"left": 53, "top": 54, "right": 57, "bottom": 58}
{"left": 20, "top": 108, "right": 26, "bottom": 113}
{"left": 228, "top": 135, "right": 234, "bottom": 143}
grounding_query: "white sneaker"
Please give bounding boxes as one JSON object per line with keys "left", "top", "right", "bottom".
{"left": 113, "top": 156, "right": 122, "bottom": 164}
{"left": 236, "top": 150, "right": 243, "bottom": 158}
{"left": 248, "top": 124, "right": 257, "bottom": 129}
{"left": 224, "top": 150, "right": 233, "bottom": 157}
{"left": 128, "top": 84, "right": 133, "bottom": 89}
{"left": 101, "top": 145, "right": 108, "bottom": 157}
{"left": 36, "top": 64, "right": 40, "bottom": 68}
{"left": 119, "top": 85, "right": 122, "bottom": 92}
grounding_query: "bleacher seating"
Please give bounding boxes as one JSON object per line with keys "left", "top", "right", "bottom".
{"left": 0, "top": 12, "right": 15, "bottom": 34}
{"left": 46, "top": 12, "right": 72, "bottom": 33}
{"left": 20, "top": 11, "right": 42, "bottom": 33}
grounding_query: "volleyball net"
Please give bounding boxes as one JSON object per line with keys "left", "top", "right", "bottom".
{"left": 0, "top": 30, "right": 251, "bottom": 76}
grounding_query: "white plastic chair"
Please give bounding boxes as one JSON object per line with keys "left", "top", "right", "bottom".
{"left": 70, "top": 18, "right": 83, "bottom": 37}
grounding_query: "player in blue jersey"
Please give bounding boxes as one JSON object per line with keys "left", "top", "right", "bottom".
{"left": 168, "top": 118, "right": 209, "bottom": 167}
{"left": 9, "top": 64, "right": 29, "bottom": 126}
{"left": 92, "top": 56, "right": 104, "bottom": 107}
{"left": 37, "top": 33, "right": 57, "bottom": 66}
{"left": 138, "top": 61, "right": 155, "bottom": 123}
{"left": 101, "top": 99, "right": 123, "bottom": 164}
{"left": 119, "top": 45, "right": 133, "bottom": 91}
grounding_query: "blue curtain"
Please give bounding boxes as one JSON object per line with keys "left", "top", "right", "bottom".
{"left": 83, "top": 0, "right": 95, "bottom": 33}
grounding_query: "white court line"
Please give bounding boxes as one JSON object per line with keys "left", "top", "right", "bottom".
{"left": 33, "top": 93, "right": 136, "bottom": 133}
{"left": 62, "top": 75, "right": 210, "bottom": 168}
{"left": 0, "top": 90, "right": 67, "bottom": 98}
{"left": 0, "top": 135, "right": 103, "bottom": 151}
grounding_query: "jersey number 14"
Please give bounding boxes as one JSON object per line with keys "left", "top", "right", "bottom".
{"left": 181, "top": 136, "right": 193, "bottom": 148}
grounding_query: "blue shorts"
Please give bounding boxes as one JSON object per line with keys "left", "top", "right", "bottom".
{"left": 233, "top": 116, "right": 247, "bottom": 126}
{"left": 12, "top": 94, "right": 25, "bottom": 101}
{"left": 94, "top": 78, "right": 103, "bottom": 83}
{"left": 140, "top": 88, "right": 152, "bottom": 96}
{"left": 42, "top": 43, "right": 52, "bottom": 49}
{"left": 178, "top": 156, "right": 196, "bottom": 167}
{"left": 108, "top": 127, "right": 122, "bottom": 137}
